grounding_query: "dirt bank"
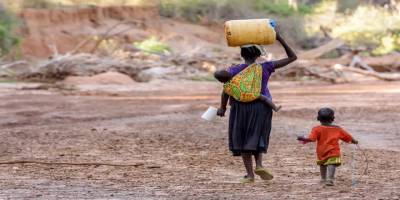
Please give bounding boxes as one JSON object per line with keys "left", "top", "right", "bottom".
{"left": 16, "top": 5, "right": 231, "bottom": 59}
{"left": 18, "top": 6, "right": 160, "bottom": 58}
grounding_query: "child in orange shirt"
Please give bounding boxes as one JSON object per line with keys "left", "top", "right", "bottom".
{"left": 297, "top": 107, "right": 358, "bottom": 186}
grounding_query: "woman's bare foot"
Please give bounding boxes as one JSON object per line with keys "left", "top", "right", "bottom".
{"left": 254, "top": 167, "right": 274, "bottom": 180}
{"left": 240, "top": 175, "right": 255, "bottom": 183}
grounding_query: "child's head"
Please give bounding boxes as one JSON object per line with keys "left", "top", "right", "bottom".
{"left": 241, "top": 45, "right": 261, "bottom": 61}
{"left": 317, "top": 107, "right": 335, "bottom": 124}
{"left": 214, "top": 70, "right": 232, "bottom": 83}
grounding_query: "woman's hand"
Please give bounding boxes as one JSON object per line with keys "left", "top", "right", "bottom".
{"left": 217, "top": 107, "right": 226, "bottom": 117}
{"left": 218, "top": 91, "right": 229, "bottom": 117}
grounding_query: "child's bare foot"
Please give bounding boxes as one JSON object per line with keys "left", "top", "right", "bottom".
{"left": 273, "top": 105, "right": 282, "bottom": 112}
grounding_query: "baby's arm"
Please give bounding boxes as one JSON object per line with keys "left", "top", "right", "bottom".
{"left": 259, "top": 95, "right": 282, "bottom": 112}
{"left": 217, "top": 91, "right": 229, "bottom": 117}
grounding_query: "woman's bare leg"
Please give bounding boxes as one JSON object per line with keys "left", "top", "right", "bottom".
{"left": 254, "top": 153, "right": 263, "bottom": 168}
{"left": 241, "top": 153, "right": 254, "bottom": 179}
{"left": 254, "top": 152, "right": 274, "bottom": 180}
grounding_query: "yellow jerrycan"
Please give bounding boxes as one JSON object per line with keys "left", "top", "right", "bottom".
{"left": 225, "top": 19, "right": 276, "bottom": 47}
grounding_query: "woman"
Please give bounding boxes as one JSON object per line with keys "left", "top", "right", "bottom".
{"left": 216, "top": 32, "right": 297, "bottom": 183}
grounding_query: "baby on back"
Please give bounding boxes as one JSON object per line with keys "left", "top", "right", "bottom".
{"left": 214, "top": 69, "right": 281, "bottom": 112}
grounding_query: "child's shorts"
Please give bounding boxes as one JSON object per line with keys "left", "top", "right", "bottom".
{"left": 317, "top": 156, "right": 341, "bottom": 166}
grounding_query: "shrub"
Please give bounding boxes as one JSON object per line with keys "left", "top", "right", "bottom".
{"left": 133, "top": 36, "right": 171, "bottom": 54}
{"left": 336, "top": 0, "right": 361, "bottom": 13}
{"left": 159, "top": 0, "right": 251, "bottom": 22}
{"left": 254, "top": 0, "right": 313, "bottom": 16}
{"left": 0, "top": 4, "right": 20, "bottom": 57}
{"left": 20, "top": 0, "right": 57, "bottom": 9}
{"left": 331, "top": 5, "right": 400, "bottom": 55}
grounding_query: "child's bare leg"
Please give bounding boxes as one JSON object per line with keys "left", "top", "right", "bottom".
{"left": 241, "top": 153, "right": 255, "bottom": 179}
{"left": 326, "top": 165, "right": 336, "bottom": 186}
{"left": 320, "top": 165, "right": 327, "bottom": 183}
{"left": 259, "top": 95, "right": 282, "bottom": 112}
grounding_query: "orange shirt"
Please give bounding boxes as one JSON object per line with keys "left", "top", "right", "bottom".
{"left": 308, "top": 125, "right": 353, "bottom": 161}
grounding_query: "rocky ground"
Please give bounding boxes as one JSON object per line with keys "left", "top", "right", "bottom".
{"left": 0, "top": 80, "right": 399, "bottom": 199}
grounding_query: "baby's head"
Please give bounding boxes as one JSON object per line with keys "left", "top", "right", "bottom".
{"left": 317, "top": 107, "right": 335, "bottom": 124}
{"left": 214, "top": 70, "right": 232, "bottom": 83}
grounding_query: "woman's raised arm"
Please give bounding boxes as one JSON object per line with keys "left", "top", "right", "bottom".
{"left": 274, "top": 32, "right": 297, "bottom": 69}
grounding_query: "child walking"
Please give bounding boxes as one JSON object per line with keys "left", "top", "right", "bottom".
{"left": 297, "top": 107, "right": 358, "bottom": 186}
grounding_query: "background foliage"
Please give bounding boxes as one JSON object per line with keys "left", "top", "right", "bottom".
{"left": 0, "top": 0, "right": 399, "bottom": 57}
{"left": 0, "top": 4, "right": 20, "bottom": 57}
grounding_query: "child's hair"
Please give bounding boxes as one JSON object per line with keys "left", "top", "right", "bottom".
{"left": 214, "top": 70, "right": 232, "bottom": 83}
{"left": 317, "top": 107, "right": 335, "bottom": 123}
{"left": 241, "top": 46, "right": 261, "bottom": 61}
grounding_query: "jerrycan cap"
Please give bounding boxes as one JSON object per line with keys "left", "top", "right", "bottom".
{"left": 269, "top": 19, "right": 276, "bottom": 29}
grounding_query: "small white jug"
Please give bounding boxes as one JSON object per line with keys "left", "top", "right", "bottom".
{"left": 201, "top": 106, "right": 218, "bottom": 121}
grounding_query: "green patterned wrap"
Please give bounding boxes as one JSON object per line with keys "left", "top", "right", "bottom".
{"left": 223, "top": 63, "right": 262, "bottom": 102}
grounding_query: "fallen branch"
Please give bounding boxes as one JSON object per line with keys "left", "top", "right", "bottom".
{"left": 0, "top": 61, "right": 29, "bottom": 69}
{"left": 24, "top": 53, "right": 146, "bottom": 81}
{"left": 0, "top": 160, "right": 144, "bottom": 167}
{"left": 362, "top": 53, "right": 400, "bottom": 69}
{"left": 301, "top": 66, "right": 339, "bottom": 83}
{"left": 306, "top": 53, "right": 400, "bottom": 70}
{"left": 300, "top": 39, "right": 345, "bottom": 59}
{"left": 336, "top": 65, "right": 400, "bottom": 81}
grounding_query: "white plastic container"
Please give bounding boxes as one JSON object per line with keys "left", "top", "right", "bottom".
{"left": 201, "top": 106, "right": 218, "bottom": 121}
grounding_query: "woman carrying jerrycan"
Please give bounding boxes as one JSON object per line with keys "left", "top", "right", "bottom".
{"left": 213, "top": 19, "right": 297, "bottom": 183}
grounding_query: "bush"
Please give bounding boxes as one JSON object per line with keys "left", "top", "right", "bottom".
{"left": 0, "top": 4, "right": 20, "bottom": 57}
{"left": 254, "top": 0, "right": 313, "bottom": 16}
{"left": 159, "top": 0, "right": 251, "bottom": 22}
{"left": 331, "top": 5, "right": 400, "bottom": 55}
{"left": 133, "top": 36, "right": 171, "bottom": 54}
{"left": 159, "top": 0, "right": 312, "bottom": 21}
{"left": 336, "top": 0, "right": 361, "bottom": 13}
{"left": 279, "top": 15, "right": 310, "bottom": 47}
{"left": 20, "top": 0, "right": 57, "bottom": 9}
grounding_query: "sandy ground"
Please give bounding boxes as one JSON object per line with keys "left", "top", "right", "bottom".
{"left": 0, "top": 80, "right": 399, "bottom": 199}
